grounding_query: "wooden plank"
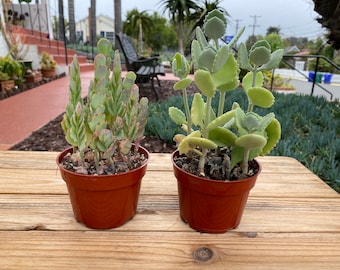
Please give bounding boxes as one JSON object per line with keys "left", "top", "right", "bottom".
{"left": 1, "top": 231, "right": 340, "bottom": 270}
{"left": 1, "top": 194, "right": 340, "bottom": 233}
{"left": 0, "top": 167, "right": 337, "bottom": 198}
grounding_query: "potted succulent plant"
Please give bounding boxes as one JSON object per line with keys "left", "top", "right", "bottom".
{"left": 169, "top": 9, "right": 283, "bottom": 233}
{"left": 40, "top": 51, "right": 57, "bottom": 78}
{"left": 56, "top": 38, "right": 149, "bottom": 229}
{"left": 0, "top": 55, "right": 24, "bottom": 91}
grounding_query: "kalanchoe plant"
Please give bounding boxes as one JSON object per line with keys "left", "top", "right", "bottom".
{"left": 61, "top": 38, "right": 148, "bottom": 175}
{"left": 169, "top": 9, "right": 283, "bottom": 180}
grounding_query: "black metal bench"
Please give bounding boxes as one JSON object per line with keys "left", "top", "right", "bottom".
{"left": 115, "top": 34, "right": 165, "bottom": 100}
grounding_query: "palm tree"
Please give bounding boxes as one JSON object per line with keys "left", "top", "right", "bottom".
{"left": 58, "top": 0, "right": 65, "bottom": 41}
{"left": 124, "top": 9, "right": 152, "bottom": 54}
{"left": 160, "top": 0, "right": 199, "bottom": 54}
{"left": 68, "top": 0, "right": 76, "bottom": 44}
{"left": 114, "top": 0, "right": 122, "bottom": 36}
{"left": 90, "top": 0, "right": 96, "bottom": 46}
{"left": 189, "top": 0, "right": 228, "bottom": 33}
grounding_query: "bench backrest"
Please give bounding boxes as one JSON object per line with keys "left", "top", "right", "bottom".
{"left": 115, "top": 34, "right": 138, "bottom": 70}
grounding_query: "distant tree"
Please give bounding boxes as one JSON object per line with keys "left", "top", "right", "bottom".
{"left": 124, "top": 9, "right": 152, "bottom": 53}
{"left": 285, "top": 37, "right": 308, "bottom": 49}
{"left": 160, "top": 0, "right": 199, "bottom": 54}
{"left": 266, "top": 26, "right": 280, "bottom": 36}
{"left": 265, "top": 33, "right": 284, "bottom": 52}
{"left": 145, "top": 12, "right": 177, "bottom": 52}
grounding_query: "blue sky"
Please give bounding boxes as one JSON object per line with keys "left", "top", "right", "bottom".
{"left": 48, "top": 0, "right": 325, "bottom": 41}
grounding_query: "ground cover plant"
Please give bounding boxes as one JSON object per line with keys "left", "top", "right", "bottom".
{"left": 146, "top": 91, "right": 340, "bottom": 192}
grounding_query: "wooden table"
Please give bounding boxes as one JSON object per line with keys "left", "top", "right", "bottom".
{"left": 1, "top": 151, "right": 340, "bottom": 269}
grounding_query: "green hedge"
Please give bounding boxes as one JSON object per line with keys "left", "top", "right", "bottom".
{"left": 146, "top": 90, "right": 340, "bottom": 192}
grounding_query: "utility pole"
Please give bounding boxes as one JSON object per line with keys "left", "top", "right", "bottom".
{"left": 249, "top": 15, "right": 261, "bottom": 45}
{"left": 235, "top": 19, "right": 242, "bottom": 35}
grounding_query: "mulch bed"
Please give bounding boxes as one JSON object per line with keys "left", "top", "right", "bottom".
{"left": 9, "top": 79, "right": 199, "bottom": 153}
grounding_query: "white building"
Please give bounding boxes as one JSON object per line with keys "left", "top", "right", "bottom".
{"left": 76, "top": 14, "right": 114, "bottom": 44}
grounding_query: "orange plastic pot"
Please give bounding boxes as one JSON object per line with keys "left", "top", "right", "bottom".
{"left": 172, "top": 151, "right": 260, "bottom": 233}
{"left": 57, "top": 146, "right": 149, "bottom": 229}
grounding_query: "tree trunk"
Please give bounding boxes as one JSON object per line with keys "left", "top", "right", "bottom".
{"left": 177, "top": 21, "right": 184, "bottom": 55}
{"left": 90, "top": 0, "right": 96, "bottom": 47}
{"left": 114, "top": 0, "right": 122, "bottom": 49}
{"left": 58, "top": 0, "right": 65, "bottom": 41}
{"left": 138, "top": 23, "right": 143, "bottom": 54}
{"left": 68, "top": 0, "right": 76, "bottom": 44}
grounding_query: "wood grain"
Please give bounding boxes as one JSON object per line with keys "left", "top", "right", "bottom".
{"left": 1, "top": 151, "right": 340, "bottom": 269}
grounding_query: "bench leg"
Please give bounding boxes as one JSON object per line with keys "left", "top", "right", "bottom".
{"left": 151, "top": 77, "right": 159, "bottom": 101}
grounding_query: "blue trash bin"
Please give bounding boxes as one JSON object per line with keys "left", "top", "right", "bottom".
{"left": 324, "top": 74, "right": 333, "bottom": 84}
{"left": 308, "top": 72, "right": 315, "bottom": 82}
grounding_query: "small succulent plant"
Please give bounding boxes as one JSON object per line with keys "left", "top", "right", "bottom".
{"left": 40, "top": 51, "right": 56, "bottom": 70}
{"left": 61, "top": 38, "right": 149, "bottom": 175}
{"left": 170, "top": 9, "right": 283, "bottom": 180}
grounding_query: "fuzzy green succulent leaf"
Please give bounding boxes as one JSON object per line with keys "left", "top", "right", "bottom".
{"left": 250, "top": 40, "right": 271, "bottom": 51}
{"left": 195, "top": 27, "right": 208, "bottom": 50}
{"left": 208, "top": 127, "right": 237, "bottom": 147}
{"left": 169, "top": 106, "right": 187, "bottom": 125}
{"left": 90, "top": 92, "right": 106, "bottom": 109}
{"left": 212, "top": 45, "right": 229, "bottom": 72}
{"left": 207, "top": 110, "right": 235, "bottom": 131}
{"left": 173, "top": 78, "right": 192, "bottom": 91}
{"left": 178, "top": 134, "right": 217, "bottom": 155}
{"left": 191, "top": 40, "right": 202, "bottom": 69}
{"left": 194, "top": 69, "right": 215, "bottom": 97}
{"left": 204, "top": 9, "right": 227, "bottom": 26}
{"left": 198, "top": 46, "right": 216, "bottom": 71}
{"left": 258, "top": 49, "right": 284, "bottom": 71}
{"left": 258, "top": 113, "right": 275, "bottom": 131}
{"left": 261, "top": 118, "right": 281, "bottom": 155}
{"left": 242, "top": 71, "right": 264, "bottom": 92}
{"left": 97, "top": 38, "right": 112, "bottom": 56}
{"left": 191, "top": 93, "right": 205, "bottom": 128}
{"left": 228, "top": 26, "right": 245, "bottom": 49}
{"left": 248, "top": 87, "right": 275, "bottom": 108}
{"left": 238, "top": 43, "right": 253, "bottom": 70}
{"left": 243, "top": 113, "right": 260, "bottom": 132}
{"left": 203, "top": 10, "right": 227, "bottom": 40}
{"left": 249, "top": 46, "right": 271, "bottom": 66}
{"left": 119, "top": 139, "right": 133, "bottom": 155}
{"left": 212, "top": 53, "right": 240, "bottom": 92}
{"left": 172, "top": 53, "right": 190, "bottom": 79}
{"left": 235, "top": 134, "right": 267, "bottom": 149}
{"left": 123, "top": 71, "right": 137, "bottom": 89}
{"left": 96, "top": 129, "right": 114, "bottom": 153}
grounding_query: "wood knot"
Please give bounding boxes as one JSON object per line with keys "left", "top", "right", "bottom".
{"left": 193, "top": 247, "right": 213, "bottom": 262}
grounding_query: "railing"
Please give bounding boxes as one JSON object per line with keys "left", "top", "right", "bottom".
{"left": 278, "top": 55, "right": 340, "bottom": 100}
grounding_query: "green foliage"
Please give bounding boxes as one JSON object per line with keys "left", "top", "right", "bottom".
{"left": 40, "top": 52, "right": 56, "bottom": 70}
{"left": 169, "top": 9, "right": 283, "bottom": 178}
{"left": 0, "top": 56, "right": 24, "bottom": 81}
{"left": 61, "top": 38, "right": 148, "bottom": 174}
{"left": 147, "top": 91, "right": 340, "bottom": 192}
